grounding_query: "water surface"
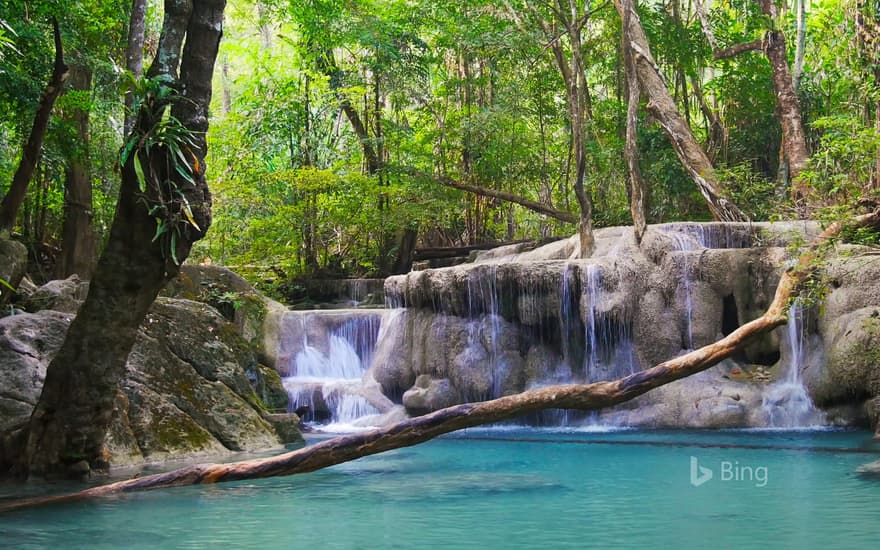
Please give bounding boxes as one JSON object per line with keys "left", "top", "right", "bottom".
{"left": 2, "top": 429, "right": 879, "bottom": 549}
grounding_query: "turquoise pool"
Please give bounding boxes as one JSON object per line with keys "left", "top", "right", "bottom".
{"left": 2, "top": 428, "right": 879, "bottom": 549}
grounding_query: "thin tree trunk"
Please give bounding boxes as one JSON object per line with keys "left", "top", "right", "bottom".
{"left": 614, "top": 0, "right": 747, "bottom": 222}
{"left": 19, "top": 0, "right": 225, "bottom": 479}
{"left": 622, "top": 0, "right": 647, "bottom": 244}
{"left": 876, "top": 97, "right": 880, "bottom": 190}
{"left": 124, "top": 0, "right": 147, "bottom": 135}
{"left": 0, "top": 17, "right": 69, "bottom": 234}
{"left": 5, "top": 207, "right": 879, "bottom": 510}
{"left": 757, "top": 0, "right": 809, "bottom": 201}
{"left": 764, "top": 28, "right": 809, "bottom": 193}
{"left": 220, "top": 54, "right": 231, "bottom": 115}
{"left": 792, "top": 0, "right": 806, "bottom": 90}
{"left": 57, "top": 65, "right": 96, "bottom": 279}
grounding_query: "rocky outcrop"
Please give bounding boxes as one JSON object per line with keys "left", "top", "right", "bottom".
{"left": 372, "top": 221, "right": 879, "bottom": 430}
{"left": 0, "top": 296, "right": 302, "bottom": 472}
{"left": 164, "top": 264, "right": 289, "bottom": 368}
{"left": 403, "top": 375, "right": 459, "bottom": 415}
{"left": 809, "top": 249, "right": 880, "bottom": 431}
{"left": 20, "top": 274, "right": 89, "bottom": 313}
{"left": 0, "top": 237, "right": 27, "bottom": 306}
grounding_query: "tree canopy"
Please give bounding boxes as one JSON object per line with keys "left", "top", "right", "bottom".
{"left": 0, "top": 0, "right": 878, "bottom": 282}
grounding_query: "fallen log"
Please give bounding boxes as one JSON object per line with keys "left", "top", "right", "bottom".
{"left": 1, "top": 211, "right": 878, "bottom": 513}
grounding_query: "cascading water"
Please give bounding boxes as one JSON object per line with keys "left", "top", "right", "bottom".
{"left": 761, "top": 303, "right": 824, "bottom": 427}
{"left": 662, "top": 224, "right": 754, "bottom": 350}
{"left": 584, "top": 264, "right": 602, "bottom": 379}
{"left": 465, "top": 264, "right": 506, "bottom": 401}
{"left": 582, "top": 264, "right": 635, "bottom": 383}
{"left": 281, "top": 312, "right": 383, "bottom": 427}
{"left": 663, "top": 230, "right": 703, "bottom": 350}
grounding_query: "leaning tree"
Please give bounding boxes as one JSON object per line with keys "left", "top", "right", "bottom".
{"left": 18, "top": 0, "right": 227, "bottom": 478}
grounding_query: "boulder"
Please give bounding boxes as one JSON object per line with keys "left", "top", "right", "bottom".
{"left": 0, "top": 297, "right": 302, "bottom": 472}
{"left": 403, "top": 375, "right": 459, "bottom": 415}
{"left": 21, "top": 274, "right": 90, "bottom": 313}
{"left": 164, "top": 264, "right": 288, "bottom": 367}
{"left": 0, "top": 237, "right": 27, "bottom": 306}
{"left": 815, "top": 307, "right": 880, "bottom": 406}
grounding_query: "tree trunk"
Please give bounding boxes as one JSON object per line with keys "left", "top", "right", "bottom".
{"left": 622, "top": 0, "right": 647, "bottom": 244}
{"left": 0, "top": 17, "right": 68, "bottom": 234}
{"left": 614, "top": 0, "right": 747, "bottom": 222}
{"left": 57, "top": 65, "right": 96, "bottom": 279}
{"left": 5, "top": 208, "right": 879, "bottom": 510}
{"left": 764, "top": 29, "right": 809, "bottom": 196}
{"left": 391, "top": 227, "right": 418, "bottom": 274}
{"left": 19, "top": 0, "right": 225, "bottom": 479}
{"left": 123, "top": 0, "right": 147, "bottom": 135}
{"left": 792, "top": 0, "right": 806, "bottom": 90}
{"left": 319, "top": 50, "right": 380, "bottom": 175}
{"left": 754, "top": 0, "right": 809, "bottom": 201}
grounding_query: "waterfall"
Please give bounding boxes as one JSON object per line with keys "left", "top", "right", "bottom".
{"left": 281, "top": 312, "right": 383, "bottom": 426}
{"left": 760, "top": 302, "right": 824, "bottom": 427}
{"left": 663, "top": 230, "right": 702, "bottom": 350}
{"left": 584, "top": 264, "right": 603, "bottom": 380}
{"left": 466, "top": 264, "right": 505, "bottom": 401}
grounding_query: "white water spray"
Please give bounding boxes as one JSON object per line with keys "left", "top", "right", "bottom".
{"left": 761, "top": 302, "right": 824, "bottom": 427}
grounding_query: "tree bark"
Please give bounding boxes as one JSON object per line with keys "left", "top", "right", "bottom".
{"left": 614, "top": 0, "right": 747, "bottom": 223}
{"left": 405, "top": 169, "right": 579, "bottom": 224}
{"left": 792, "top": 0, "right": 806, "bottom": 90}
{"left": 19, "top": 0, "right": 225, "bottom": 479}
{"left": 763, "top": 28, "right": 809, "bottom": 194}
{"left": 57, "top": 65, "right": 96, "bottom": 279}
{"left": 0, "top": 17, "right": 69, "bottom": 234}
{"left": 622, "top": 0, "right": 647, "bottom": 244}
{"left": 4, "top": 208, "right": 879, "bottom": 511}
{"left": 124, "top": 0, "right": 147, "bottom": 135}
{"left": 714, "top": 40, "right": 763, "bottom": 60}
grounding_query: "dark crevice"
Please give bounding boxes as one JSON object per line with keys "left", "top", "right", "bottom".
{"left": 722, "top": 294, "right": 748, "bottom": 362}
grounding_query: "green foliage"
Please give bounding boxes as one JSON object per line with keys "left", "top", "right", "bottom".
{"left": 717, "top": 162, "right": 778, "bottom": 220}
{"left": 3, "top": 0, "right": 878, "bottom": 284}
{"left": 799, "top": 115, "right": 880, "bottom": 204}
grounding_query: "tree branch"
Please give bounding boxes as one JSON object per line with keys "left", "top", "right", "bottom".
{"left": 403, "top": 168, "right": 579, "bottom": 224}
{"left": 713, "top": 40, "right": 762, "bottom": 60}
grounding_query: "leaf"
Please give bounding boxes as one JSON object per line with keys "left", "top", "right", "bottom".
{"left": 120, "top": 135, "right": 138, "bottom": 165}
{"left": 173, "top": 145, "right": 192, "bottom": 172}
{"left": 174, "top": 162, "right": 195, "bottom": 184}
{"left": 133, "top": 154, "right": 147, "bottom": 192}
{"left": 170, "top": 230, "right": 179, "bottom": 265}
{"left": 152, "top": 219, "right": 168, "bottom": 242}
{"left": 0, "top": 277, "right": 14, "bottom": 292}
{"left": 179, "top": 196, "right": 201, "bottom": 231}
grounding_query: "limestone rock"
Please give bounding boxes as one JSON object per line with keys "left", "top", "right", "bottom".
{"left": 0, "top": 297, "right": 297, "bottom": 471}
{"left": 403, "top": 375, "right": 459, "bottom": 415}
{"left": 0, "top": 237, "right": 27, "bottom": 306}
{"left": 164, "top": 264, "right": 287, "bottom": 367}
{"left": 21, "top": 275, "right": 90, "bottom": 313}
